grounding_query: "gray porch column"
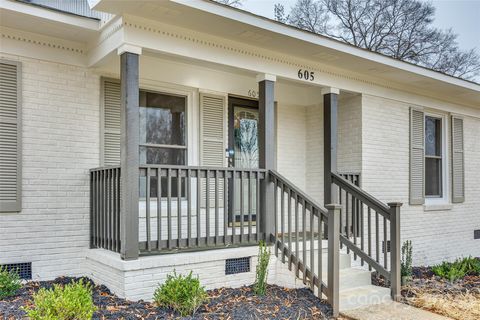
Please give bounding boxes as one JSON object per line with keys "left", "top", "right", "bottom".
{"left": 258, "top": 74, "right": 276, "bottom": 243}
{"left": 119, "top": 45, "right": 142, "bottom": 260}
{"left": 323, "top": 87, "right": 340, "bottom": 205}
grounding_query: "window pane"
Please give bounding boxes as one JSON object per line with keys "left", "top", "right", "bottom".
{"left": 425, "top": 117, "right": 441, "bottom": 156}
{"left": 139, "top": 91, "right": 186, "bottom": 146}
{"left": 425, "top": 158, "right": 442, "bottom": 197}
{"left": 140, "top": 146, "right": 185, "bottom": 165}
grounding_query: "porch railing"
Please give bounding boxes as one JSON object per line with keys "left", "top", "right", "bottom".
{"left": 331, "top": 172, "right": 401, "bottom": 300}
{"left": 90, "top": 165, "right": 267, "bottom": 254}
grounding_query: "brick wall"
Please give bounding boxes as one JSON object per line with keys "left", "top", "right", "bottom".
{"left": 0, "top": 54, "right": 100, "bottom": 279}
{"left": 338, "top": 94, "right": 362, "bottom": 174}
{"left": 361, "top": 94, "right": 480, "bottom": 265}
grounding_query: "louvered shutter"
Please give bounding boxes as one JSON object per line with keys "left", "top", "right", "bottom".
{"left": 410, "top": 108, "right": 425, "bottom": 205}
{"left": 102, "top": 80, "right": 121, "bottom": 166}
{"left": 0, "top": 61, "right": 21, "bottom": 213}
{"left": 451, "top": 116, "right": 465, "bottom": 203}
{"left": 199, "top": 93, "right": 226, "bottom": 207}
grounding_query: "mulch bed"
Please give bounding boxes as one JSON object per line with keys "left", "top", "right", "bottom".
{"left": 0, "top": 277, "right": 334, "bottom": 319}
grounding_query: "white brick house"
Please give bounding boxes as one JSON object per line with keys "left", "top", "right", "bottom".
{"left": 0, "top": 0, "right": 479, "bottom": 315}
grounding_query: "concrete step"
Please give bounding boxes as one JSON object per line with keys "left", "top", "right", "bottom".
{"left": 339, "top": 285, "right": 392, "bottom": 311}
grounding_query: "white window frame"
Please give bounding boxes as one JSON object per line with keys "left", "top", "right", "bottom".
{"left": 424, "top": 112, "right": 449, "bottom": 205}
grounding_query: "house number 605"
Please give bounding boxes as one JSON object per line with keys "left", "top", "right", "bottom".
{"left": 298, "top": 69, "right": 315, "bottom": 81}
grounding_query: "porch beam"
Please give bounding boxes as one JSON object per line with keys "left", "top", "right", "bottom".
{"left": 323, "top": 87, "right": 339, "bottom": 205}
{"left": 119, "top": 49, "right": 141, "bottom": 260}
{"left": 258, "top": 74, "right": 276, "bottom": 243}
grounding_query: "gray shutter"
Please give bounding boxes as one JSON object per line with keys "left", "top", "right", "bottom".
{"left": 0, "top": 60, "right": 21, "bottom": 213}
{"left": 102, "top": 79, "right": 121, "bottom": 166}
{"left": 451, "top": 116, "right": 465, "bottom": 203}
{"left": 199, "top": 93, "right": 226, "bottom": 207}
{"left": 410, "top": 108, "right": 425, "bottom": 205}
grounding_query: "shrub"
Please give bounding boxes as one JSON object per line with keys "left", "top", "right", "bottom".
{"left": 153, "top": 271, "right": 207, "bottom": 317}
{"left": 24, "top": 279, "right": 96, "bottom": 320}
{"left": 432, "top": 256, "right": 480, "bottom": 282}
{"left": 401, "top": 240, "right": 413, "bottom": 278}
{"left": 0, "top": 266, "right": 22, "bottom": 299}
{"left": 254, "top": 241, "right": 271, "bottom": 295}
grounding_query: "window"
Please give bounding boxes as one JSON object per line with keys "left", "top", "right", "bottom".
{"left": 425, "top": 116, "right": 443, "bottom": 197}
{"left": 139, "top": 90, "right": 187, "bottom": 198}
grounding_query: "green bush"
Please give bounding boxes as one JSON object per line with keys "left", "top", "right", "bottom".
{"left": 0, "top": 266, "right": 22, "bottom": 299}
{"left": 401, "top": 240, "right": 413, "bottom": 278}
{"left": 254, "top": 241, "right": 271, "bottom": 296}
{"left": 23, "top": 279, "right": 96, "bottom": 320}
{"left": 432, "top": 256, "right": 480, "bottom": 282}
{"left": 153, "top": 271, "right": 207, "bottom": 317}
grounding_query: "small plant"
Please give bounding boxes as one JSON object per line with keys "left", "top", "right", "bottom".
{"left": 432, "top": 256, "right": 480, "bottom": 282}
{"left": 23, "top": 279, "right": 96, "bottom": 320}
{"left": 153, "top": 271, "right": 207, "bottom": 317}
{"left": 0, "top": 266, "right": 22, "bottom": 299}
{"left": 458, "top": 256, "right": 480, "bottom": 275}
{"left": 401, "top": 240, "right": 413, "bottom": 279}
{"left": 254, "top": 241, "right": 271, "bottom": 295}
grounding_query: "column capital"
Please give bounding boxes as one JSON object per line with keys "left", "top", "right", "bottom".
{"left": 321, "top": 87, "right": 340, "bottom": 95}
{"left": 117, "top": 44, "right": 143, "bottom": 56}
{"left": 256, "top": 73, "right": 277, "bottom": 83}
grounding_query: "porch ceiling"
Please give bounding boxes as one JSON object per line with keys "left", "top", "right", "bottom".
{"left": 90, "top": 0, "right": 480, "bottom": 108}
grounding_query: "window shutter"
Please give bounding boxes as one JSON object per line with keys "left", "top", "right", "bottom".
{"left": 410, "top": 108, "right": 424, "bottom": 205}
{"left": 199, "top": 93, "right": 226, "bottom": 207}
{"left": 0, "top": 61, "right": 21, "bottom": 213}
{"left": 451, "top": 116, "right": 464, "bottom": 203}
{"left": 102, "top": 79, "right": 121, "bottom": 166}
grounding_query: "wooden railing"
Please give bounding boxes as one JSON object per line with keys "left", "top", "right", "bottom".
{"left": 90, "top": 165, "right": 267, "bottom": 254}
{"left": 270, "top": 170, "right": 340, "bottom": 313}
{"left": 90, "top": 166, "right": 121, "bottom": 253}
{"left": 331, "top": 172, "right": 401, "bottom": 300}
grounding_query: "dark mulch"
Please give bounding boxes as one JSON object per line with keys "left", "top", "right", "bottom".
{"left": 0, "top": 277, "right": 334, "bottom": 319}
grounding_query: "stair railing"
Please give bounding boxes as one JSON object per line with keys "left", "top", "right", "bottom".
{"left": 270, "top": 170, "right": 340, "bottom": 316}
{"left": 331, "top": 172, "right": 401, "bottom": 301}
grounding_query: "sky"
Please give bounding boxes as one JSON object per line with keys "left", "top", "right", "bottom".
{"left": 240, "top": 0, "right": 480, "bottom": 53}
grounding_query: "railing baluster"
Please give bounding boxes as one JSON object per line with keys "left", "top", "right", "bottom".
{"left": 256, "top": 172, "right": 260, "bottom": 242}
{"left": 177, "top": 168, "right": 182, "bottom": 248}
{"left": 146, "top": 168, "right": 151, "bottom": 252}
{"left": 196, "top": 169, "right": 201, "bottom": 246}
{"left": 215, "top": 170, "right": 220, "bottom": 245}
{"left": 302, "top": 199, "right": 307, "bottom": 284}
{"left": 93, "top": 171, "right": 97, "bottom": 248}
{"left": 368, "top": 207, "right": 372, "bottom": 271}
{"left": 360, "top": 202, "right": 364, "bottom": 266}
{"left": 101, "top": 170, "right": 105, "bottom": 248}
{"left": 187, "top": 169, "right": 192, "bottom": 248}
{"left": 287, "top": 187, "right": 292, "bottom": 270}
{"left": 232, "top": 169, "right": 236, "bottom": 245}
{"left": 376, "top": 211, "right": 380, "bottom": 263}
{"left": 273, "top": 177, "right": 277, "bottom": 256}
{"left": 352, "top": 195, "right": 357, "bottom": 260}
{"left": 310, "top": 207, "right": 315, "bottom": 291}
{"left": 116, "top": 168, "right": 121, "bottom": 252}
{"left": 240, "top": 171, "right": 244, "bottom": 244}
{"left": 167, "top": 168, "right": 172, "bottom": 250}
{"left": 206, "top": 169, "right": 210, "bottom": 246}
{"left": 248, "top": 171, "right": 253, "bottom": 243}
{"left": 280, "top": 183, "right": 285, "bottom": 263}
{"left": 317, "top": 211, "right": 322, "bottom": 298}
{"left": 345, "top": 192, "right": 350, "bottom": 253}
{"left": 157, "top": 168, "right": 162, "bottom": 250}
{"left": 384, "top": 216, "right": 388, "bottom": 269}
{"left": 295, "top": 192, "right": 299, "bottom": 278}
{"left": 224, "top": 170, "right": 229, "bottom": 245}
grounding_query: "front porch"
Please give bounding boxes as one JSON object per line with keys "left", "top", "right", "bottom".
{"left": 86, "top": 13, "right": 401, "bottom": 316}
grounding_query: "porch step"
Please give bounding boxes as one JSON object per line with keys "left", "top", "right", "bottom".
{"left": 339, "top": 285, "right": 392, "bottom": 311}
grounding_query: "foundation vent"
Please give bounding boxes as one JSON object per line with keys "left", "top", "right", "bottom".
{"left": 1, "top": 262, "right": 32, "bottom": 280}
{"left": 225, "top": 257, "right": 250, "bottom": 275}
{"left": 474, "top": 229, "right": 480, "bottom": 240}
{"left": 382, "top": 240, "right": 391, "bottom": 253}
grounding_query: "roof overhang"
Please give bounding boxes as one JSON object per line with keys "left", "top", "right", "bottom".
{"left": 89, "top": 0, "right": 480, "bottom": 107}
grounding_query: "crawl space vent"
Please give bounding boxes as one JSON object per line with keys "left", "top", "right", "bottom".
{"left": 382, "top": 240, "right": 391, "bottom": 253}
{"left": 1, "top": 262, "right": 32, "bottom": 280}
{"left": 225, "top": 257, "right": 250, "bottom": 275}
{"left": 474, "top": 229, "right": 480, "bottom": 240}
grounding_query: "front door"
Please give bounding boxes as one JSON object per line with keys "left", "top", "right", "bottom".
{"left": 228, "top": 97, "right": 259, "bottom": 224}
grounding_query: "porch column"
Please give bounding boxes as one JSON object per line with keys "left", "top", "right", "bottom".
{"left": 258, "top": 74, "right": 276, "bottom": 243}
{"left": 119, "top": 45, "right": 142, "bottom": 260}
{"left": 323, "top": 87, "right": 340, "bottom": 205}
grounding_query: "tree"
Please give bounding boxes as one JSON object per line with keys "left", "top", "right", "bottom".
{"left": 275, "top": 0, "right": 480, "bottom": 81}
{"left": 214, "top": 0, "right": 244, "bottom": 8}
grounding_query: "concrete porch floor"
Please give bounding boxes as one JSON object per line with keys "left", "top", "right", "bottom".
{"left": 341, "top": 301, "right": 452, "bottom": 320}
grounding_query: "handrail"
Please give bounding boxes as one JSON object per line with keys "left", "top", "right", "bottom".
{"left": 270, "top": 170, "right": 328, "bottom": 220}
{"left": 331, "top": 172, "right": 390, "bottom": 219}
